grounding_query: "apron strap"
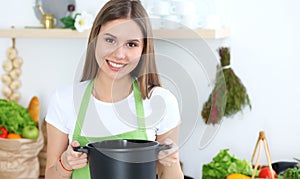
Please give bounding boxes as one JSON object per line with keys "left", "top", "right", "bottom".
{"left": 72, "top": 80, "right": 94, "bottom": 141}
{"left": 133, "top": 79, "right": 145, "bottom": 129}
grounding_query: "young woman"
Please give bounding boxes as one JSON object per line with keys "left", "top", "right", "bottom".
{"left": 45, "top": 0, "right": 183, "bottom": 178}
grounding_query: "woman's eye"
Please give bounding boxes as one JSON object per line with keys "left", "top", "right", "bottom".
{"left": 127, "top": 42, "right": 138, "bottom": 47}
{"left": 105, "top": 38, "right": 115, "bottom": 44}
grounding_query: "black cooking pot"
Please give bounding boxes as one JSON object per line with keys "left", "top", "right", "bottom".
{"left": 74, "top": 139, "right": 171, "bottom": 179}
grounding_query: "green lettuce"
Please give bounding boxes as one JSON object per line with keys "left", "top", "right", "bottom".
{"left": 0, "top": 99, "right": 36, "bottom": 135}
{"left": 202, "top": 149, "right": 254, "bottom": 179}
{"left": 282, "top": 168, "right": 300, "bottom": 179}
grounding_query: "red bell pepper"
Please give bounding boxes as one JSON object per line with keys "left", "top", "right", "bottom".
{"left": 0, "top": 126, "right": 8, "bottom": 138}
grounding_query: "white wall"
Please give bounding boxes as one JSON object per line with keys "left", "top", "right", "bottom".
{"left": 183, "top": 0, "right": 300, "bottom": 178}
{"left": 1, "top": 0, "right": 300, "bottom": 179}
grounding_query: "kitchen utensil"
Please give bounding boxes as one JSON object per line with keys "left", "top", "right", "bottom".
{"left": 36, "top": 3, "right": 56, "bottom": 29}
{"left": 74, "top": 139, "right": 171, "bottom": 179}
{"left": 36, "top": 4, "right": 45, "bottom": 15}
{"left": 33, "top": 0, "right": 76, "bottom": 27}
{"left": 41, "top": 14, "right": 56, "bottom": 29}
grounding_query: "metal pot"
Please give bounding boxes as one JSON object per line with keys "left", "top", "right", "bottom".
{"left": 74, "top": 139, "right": 171, "bottom": 179}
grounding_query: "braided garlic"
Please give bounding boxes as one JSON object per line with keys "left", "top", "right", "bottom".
{"left": 1, "top": 38, "right": 23, "bottom": 102}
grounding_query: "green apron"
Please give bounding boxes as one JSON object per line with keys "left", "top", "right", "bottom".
{"left": 71, "top": 79, "right": 148, "bottom": 179}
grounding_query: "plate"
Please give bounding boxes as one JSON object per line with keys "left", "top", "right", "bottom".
{"left": 33, "top": 0, "right": 76, "bottom": 27}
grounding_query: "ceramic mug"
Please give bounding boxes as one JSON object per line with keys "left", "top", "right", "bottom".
{"left": 41, "top": 14, "right": 56, "bottom": 29}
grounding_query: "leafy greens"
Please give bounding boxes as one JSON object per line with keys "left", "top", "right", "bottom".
{"left": 202, "top": 149, "right": 254, "bottom": 179}
{"left": 0, "top": 99, "right": 36, "bottom": 135}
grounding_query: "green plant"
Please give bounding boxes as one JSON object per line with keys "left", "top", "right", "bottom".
{"left": 201, "top": 47, "right": 252, "bottom": 124}
{"left": 202, "top": 149, "right": 254, "bottom": 179}
{"left": 0, "top": 99, "right": 36, "bottom": 135}
{"left": 60, "top": 14, "right": 79, "bottom": 30}
{"left": 60, "top": 11, "right": 93, "bottom": 32}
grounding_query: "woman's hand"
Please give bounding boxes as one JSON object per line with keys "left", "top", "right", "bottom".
{"left": 158, "top": 138, "right": 180, "bottom": 167}
{"left": 61, "top": 141, "right": 88, "bottom": 170}
{"left": 156, "top": 127, "right": 183, "bottom": 179}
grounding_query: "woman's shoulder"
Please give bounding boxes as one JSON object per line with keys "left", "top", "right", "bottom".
{"left": 149, "top": 86, "right": 178, "bottom": 102}
{"left": 150, "top": 86, "right": 172, "bottom": 95}
{"left": 52, "top": 81, "right": 90, "bottom": 100}
{"left": 54, "top": 81, "right": 89, "bottom": 94}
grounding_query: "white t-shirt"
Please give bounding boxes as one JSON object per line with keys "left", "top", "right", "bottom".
{"left": 45, "top": 81, "right": 181, "bottom": 142}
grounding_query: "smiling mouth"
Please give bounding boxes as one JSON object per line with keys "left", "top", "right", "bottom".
{"left": 106, "top": 60, "right": 126, "bottom": 70}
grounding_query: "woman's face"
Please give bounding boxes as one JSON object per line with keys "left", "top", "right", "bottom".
{"left": 95, "top": 18, "right": 144, "bottom": 80}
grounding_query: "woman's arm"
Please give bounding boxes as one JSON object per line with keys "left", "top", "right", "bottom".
{"left": 45, "top": 123, "right": 88, "bottom": 179}
{"left": 45, "top": 123, "right": 71, "bottom": 179}
{"left": 156, "top": 126, "right": 184, "bottom": 179}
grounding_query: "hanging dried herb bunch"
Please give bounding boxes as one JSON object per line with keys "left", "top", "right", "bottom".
{"left": 201, "top": 47, "right": 252, "bottom": 124}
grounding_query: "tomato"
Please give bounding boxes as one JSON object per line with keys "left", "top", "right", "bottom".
{"left": 0, "top": 126, "right": 8, "bottom": 138}
{"left": 258, "top": 167, "right": 277, "bottom": 178}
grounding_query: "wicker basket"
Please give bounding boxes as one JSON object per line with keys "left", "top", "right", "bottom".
{"left": 251, "top": 131, "right": 275, "bottom": 179}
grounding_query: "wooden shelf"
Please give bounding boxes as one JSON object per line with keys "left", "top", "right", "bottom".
{"left": 0, "top": 28, "right": 90, "bottom": 39}
{"left": 153, "top": 28, "right": 230, "bottom": 39}
{"left": 0, "top": 28, "right": 230, "bottom": 39}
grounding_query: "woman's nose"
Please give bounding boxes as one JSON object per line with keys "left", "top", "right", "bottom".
{"left": 112, "top": 45, "right": 126, "bottom": 60}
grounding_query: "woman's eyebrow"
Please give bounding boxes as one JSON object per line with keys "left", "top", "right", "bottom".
{"left": 103, "top": 33, "right": 116, "bottom": 38}
{"left": 103, "top": 32, "right": 143, "bottom": 42}
{"left": 128, "top": 39, "right": 142, "bottom": 43}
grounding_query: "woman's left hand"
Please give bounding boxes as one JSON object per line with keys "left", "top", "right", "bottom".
{"left": 158, "top": 138, "right": 180, "bottom": 167}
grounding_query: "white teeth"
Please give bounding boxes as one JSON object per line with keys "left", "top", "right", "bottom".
{"left": 108, "top": 61, "right": 125, "bottom": 68}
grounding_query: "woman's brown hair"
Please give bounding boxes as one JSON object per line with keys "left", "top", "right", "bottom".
{"left": 80, "top": 0, "right": 161, "bottom": 99}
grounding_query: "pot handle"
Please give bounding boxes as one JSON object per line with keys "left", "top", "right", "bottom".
{"left": 157, "top": 144, "right": 172, "bottom": 152}
{"left": 73, "top": 146, "right": 89, "bottom": 154}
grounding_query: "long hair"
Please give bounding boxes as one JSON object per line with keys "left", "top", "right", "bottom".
{"left": 80, "top": 0, "right": 161, "bottom": 99}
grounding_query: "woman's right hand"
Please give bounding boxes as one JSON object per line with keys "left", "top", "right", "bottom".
{"left": 60, "top": 141, "right": 88, "bottom": 170}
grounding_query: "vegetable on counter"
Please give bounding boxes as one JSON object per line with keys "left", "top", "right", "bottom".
{"left": 281, "top": 168, "right": 300, "bottom": 179}
{"left": 258, "top": 167, "right": 277, "bottom": 178}
{"left": 0, "top": 99, "right": 37, "bottom": 136}
{"left": 7, "top": 133, "right": 22, "bottom": 139}
{"left": 0, "top": 126, "right": 8, "bottom": 138}
{"left": 202, "top": 149, "right": 254, "bottom": 179}
{"left": 226, "top": 173, "right": 250, "bottom": 179}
